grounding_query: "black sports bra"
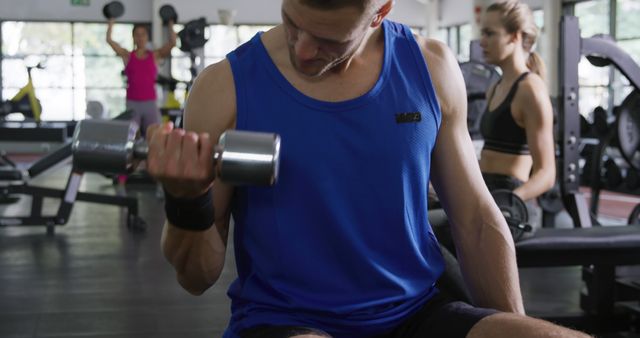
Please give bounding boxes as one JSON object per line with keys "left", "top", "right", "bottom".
{"left": 480, "top": 72, "right": 530, "bottom": 155}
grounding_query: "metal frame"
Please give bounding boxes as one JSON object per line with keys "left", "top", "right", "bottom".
{"left": 0, "top": 140, "right": 144, "bottom": 234}
{"left": 0, "top": 20, "right": 3, "bottom": 103}
{"left": 559, "top": 15, "right": 640, "bottom": 228}
{"left": 514, "top": 15, "right": 640, "bottom": 332}
{"left": 0, "top": 170, "right": 142, "bottom": 234}
{"left": 559, "top": 15, "right": 593, "bottom": 228}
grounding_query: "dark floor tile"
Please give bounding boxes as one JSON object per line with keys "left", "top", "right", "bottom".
{"left": 155, "top": 306, "right": 230, "bottom": 332}
{"left": 35, "top": 311, "right": 158, "bottom": 336}
{"left": 36, "top": 329, "right": 219, "bottom": 338}
{"left": 0, "top": 313, "right": 37, "bottom": 337}
{"left": 3, "top": 163, "right": 637, "bottom": 337}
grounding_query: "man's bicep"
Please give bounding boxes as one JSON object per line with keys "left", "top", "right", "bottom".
{"left": 183, "top": 59, "right": 237, "bottom": 139}
{"left": 428, "top": 70, "right": 490, "bottom": 228}
{"left": 182, "top": 59, "right": 237, "bottom": 241}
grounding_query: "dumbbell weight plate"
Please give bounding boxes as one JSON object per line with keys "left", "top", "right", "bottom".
{"left": 72, "top": 119, "right": 138, "bottom": 174}
{"left": 217, "top": 131, "right": 280, "bottom": 186}
{"left": 628, "top": 203, "right": 640, "bottom": 225}
{"left": 490, "top": 189, "right": 531, "bottom": 241}
{"left": 537, "top": 184, "right": 564, "bottom": 214}
{"left": 159, "top": 5, "right": 178, "bottom": 24}
{"left": 103, "top": 1, "right": 125, "bottom": 19}
{"left": 617, "top": 90, "right": 640, "bottom": 171}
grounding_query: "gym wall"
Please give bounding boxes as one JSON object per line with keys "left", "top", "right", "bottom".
{"left": 0, "top": 0, "right": 428, "bottom": 27}
{"left": 0, "top": 0, "right": 152, "bottom": 22}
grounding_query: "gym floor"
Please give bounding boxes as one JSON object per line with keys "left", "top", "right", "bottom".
{"left": 0, "top": 160, "right": 638, "bottom": 338}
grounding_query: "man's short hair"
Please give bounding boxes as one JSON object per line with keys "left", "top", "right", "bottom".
{"left": 300, "top": 0, "right": 376, "bottom": 12}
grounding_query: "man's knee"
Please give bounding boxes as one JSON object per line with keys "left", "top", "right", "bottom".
{"left": 467, "top": 312, "right": 591, "bottom": 338}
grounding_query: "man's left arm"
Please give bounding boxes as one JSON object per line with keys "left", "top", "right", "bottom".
{"left": 419, "top": 38, "right": 525, "bottom": 314}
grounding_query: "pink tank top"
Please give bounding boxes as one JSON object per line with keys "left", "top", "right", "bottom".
{"left": 124, "top": 50, "right": 157, "bottom": 101}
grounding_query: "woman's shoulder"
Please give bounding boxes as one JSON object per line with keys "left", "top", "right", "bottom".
{"left": 513, "top": 72, "right": 553, "bottom": 118}
{"left": 519, "top": 72, "right": 546, "bottom": 92}
{"left": 514, "top": 72, "right": 549, "bottom": 102}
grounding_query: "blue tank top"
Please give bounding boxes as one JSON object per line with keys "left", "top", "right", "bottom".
{"left": 224, "top": 20, "right": 444, "bottom": 338}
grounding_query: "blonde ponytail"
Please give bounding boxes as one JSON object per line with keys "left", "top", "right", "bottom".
{"left": 527, "top": 51, "right": 546, "bottom": 83}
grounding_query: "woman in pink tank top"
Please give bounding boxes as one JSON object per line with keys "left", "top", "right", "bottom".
{"left": 106, "top": 18, "right": 176, "bottom": 136}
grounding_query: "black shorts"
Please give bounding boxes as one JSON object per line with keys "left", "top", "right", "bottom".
{"left": 239, "top": 292, "right": 499, "bottom": 338}
{"left": 482, "top": 172, "right": 524, "bottom": 191}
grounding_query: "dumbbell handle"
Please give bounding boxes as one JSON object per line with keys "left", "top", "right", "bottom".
{"left": 130, "top": 140, "right": 221, "bottom": 168}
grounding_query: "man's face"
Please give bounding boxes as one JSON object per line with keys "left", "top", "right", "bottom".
{"left": 282, "top": 0, "right": 372, "bottom": 77}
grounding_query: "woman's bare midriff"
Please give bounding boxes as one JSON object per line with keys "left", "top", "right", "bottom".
{"left": 479, "top": 149, "right": 533, "bottom": 183}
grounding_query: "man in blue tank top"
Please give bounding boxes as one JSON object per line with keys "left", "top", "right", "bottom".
{"left": 145, "top": 0, "right": 589, "bottom": 337}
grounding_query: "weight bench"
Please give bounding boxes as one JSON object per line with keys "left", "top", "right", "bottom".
{"left": 0, "top": 168, "right": 22, "bottom": 181}
{"left": 514, "top": 226, "right": 640, "bottom": 333}
{"left": 0, "top": 143, "right": 145, "bottom": 234}
{"left": 517, "top": 226, "right": 640, "bottom": 267}
{"left": 432, "top": 209, "right": 640, "bottom": 334}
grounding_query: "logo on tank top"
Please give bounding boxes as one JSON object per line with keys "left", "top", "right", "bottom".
{"left": 395, "top": 112, "right": 422, "bottom": 124}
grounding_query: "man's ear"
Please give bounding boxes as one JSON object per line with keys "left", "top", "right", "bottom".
{"left": 371, "top": 0, "right": 394, "bottom": 27}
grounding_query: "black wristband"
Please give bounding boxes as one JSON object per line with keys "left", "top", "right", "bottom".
{"left": 164, "top": 188, "right": 215, "bottom": 231}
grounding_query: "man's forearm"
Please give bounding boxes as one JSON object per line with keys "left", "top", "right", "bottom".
{"left": 161, "top": 221, "right": 227, "bottom": 295}
{"left": 452, "top": 208, "right": 525, "bottom": 314}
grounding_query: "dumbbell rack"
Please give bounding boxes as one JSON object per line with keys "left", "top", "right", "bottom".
{"left": 0, "top": 144, "right": 145, "bottom": 235}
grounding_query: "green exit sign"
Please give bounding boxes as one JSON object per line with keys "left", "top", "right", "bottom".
{"left": 71, "top": 0, "right": 90, "bottom": 6}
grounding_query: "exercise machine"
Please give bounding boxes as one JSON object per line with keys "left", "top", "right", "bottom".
{"left": 514, "top": 15, "right": 640, "bottom": 333}
{"left": 0, "top": 62, "right": 44, "bottom": 122}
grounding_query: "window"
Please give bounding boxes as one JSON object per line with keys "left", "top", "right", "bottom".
{"left": 533, "top": 9, "right": 544, "bottom": 30}
{"left": 434, "top": 28, "right": 447, "bottom": 43}
{"left": 616, "top": 0, "right": 640, "bottom": 64}
{"left": 73, "top": 22, "right": 134, "bottom": 118}
{"left": 616, "top": 0, "right": 640, "bottom": 40}
{"left": 439, "top": 24, "right": 471, "bottom": 62}
{"left": 1, "top": 21, "right": 133, "bottom": 120}
{"left": 1, "top": 21, "right": 274, "bottom": 121}
{"left": 447, "top": 26, "right": 458, "bottom": 58}
{"left": 458, "top": 24, "right": 472, "bottom": 62}
{"left": 2, "top": 22, "right": 73, "bottom": 120}
{"left": 614, "top": 0, "right": 640, "bottom": 107}
{"left": 574, "top": 0, "right": 612, "bottom": 116}
{"left": 572, "top": 0, "right": 640, "bottom": 118}
{"left": 171, "top": 24, "right": 274, "bottom": 84}
{"left": 169, "top": 24, "right": 274, "bottom": 104}
{"left": 575, "top": 0, "right": 610, "bottom": 37}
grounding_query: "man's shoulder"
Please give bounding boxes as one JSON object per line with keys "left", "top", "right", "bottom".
{"left": 412, "top": 36, "right": 456, "bottom": 70}
{"left": 411, "top": 36, "right": 466, "bottom": 115}
{"left": 412, "top": 36, "right": 461, "bottom": 91}
{"left": 183, "top": 59, "right": 236, "bottom": 132}
{"left": 193, "top": 59, "right": 234, "bottom": 91}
